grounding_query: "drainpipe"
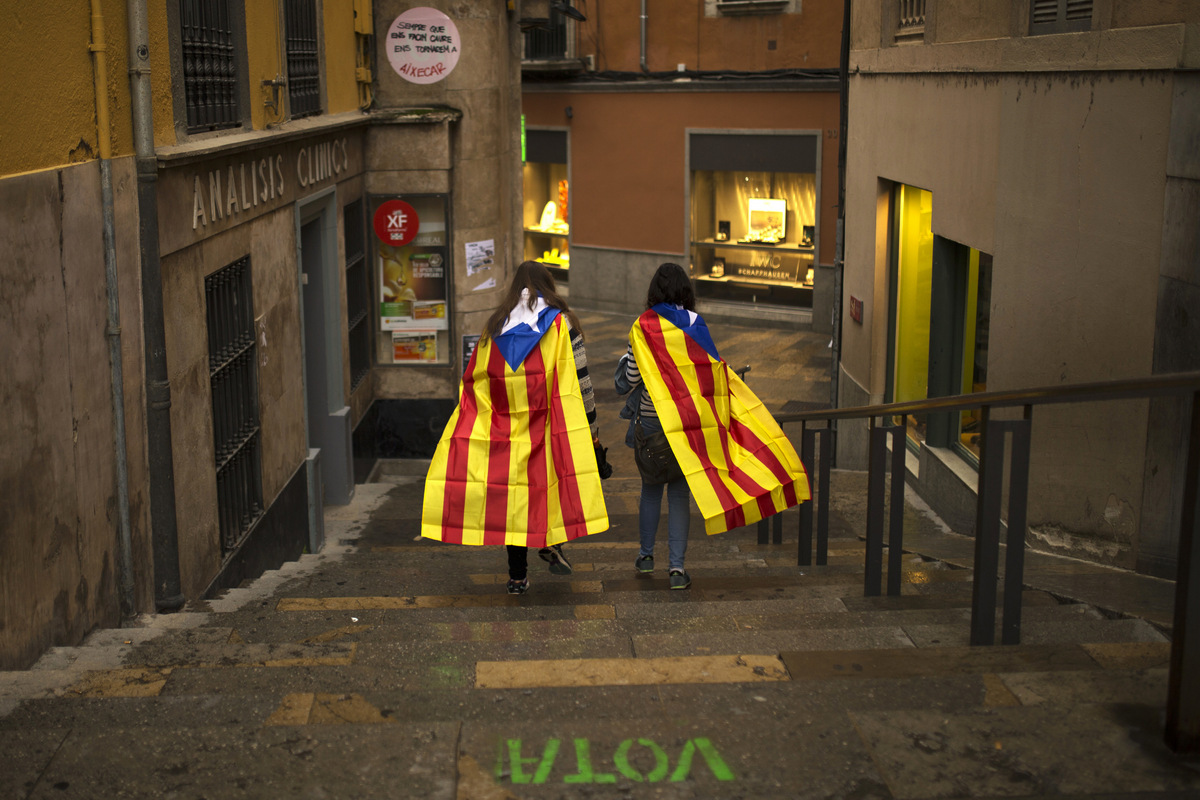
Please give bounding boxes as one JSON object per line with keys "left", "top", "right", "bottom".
{"left": 127, "top": 0, "right": 185, "bottom": 612}
{"left": 640, "top": 0, "right": 649, "bottom": 72}
{"left": 830, "top": 0, "right": 851, "bottom": 464}
{"left": 89, "top": 0, "right": 137, "bottom": 620}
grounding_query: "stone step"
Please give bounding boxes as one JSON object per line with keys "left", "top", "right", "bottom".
{"left": 2, "top": 640, "right": 1171, "bottom": 732}
{"left": 203, "top": 595, "right": 1122, "bottom": 647}
{"left": 629, "top": 616, "right": 1168, "bottom": 659}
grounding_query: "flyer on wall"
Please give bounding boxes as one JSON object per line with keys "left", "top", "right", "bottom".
{"left": 374, "top": 195, "right": 450, "bottom": 332}
{"left": 392, "top": 330, "right": 438, "bottom": 362}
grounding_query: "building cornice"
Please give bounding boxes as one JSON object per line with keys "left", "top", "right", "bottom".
{"left": 851, "top": 24, "right": 1192, "bottom": 75}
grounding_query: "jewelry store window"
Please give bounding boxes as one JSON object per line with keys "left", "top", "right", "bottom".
{"left": 523, "top": 127, "right": 570, "bottom": 282}
{"left": 688, "top": 131, "right": 819, "bottom": 309}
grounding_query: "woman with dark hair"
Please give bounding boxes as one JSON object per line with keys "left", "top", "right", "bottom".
{"left": 617, "top": 263, "right": 809, "bottom": 590}
{"left": 423, "top": 261, "right": 612, "bottom": 594}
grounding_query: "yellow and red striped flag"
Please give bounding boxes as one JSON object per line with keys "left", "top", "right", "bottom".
{"left": 630, "top": 305, "right": 809, "bottom": 535}
{"left": 422, "top": 311, "right": 608, "bottom": 547}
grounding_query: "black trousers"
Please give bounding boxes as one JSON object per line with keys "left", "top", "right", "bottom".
{"left": 506, "top": 545, "right": 528, "bottom": 580}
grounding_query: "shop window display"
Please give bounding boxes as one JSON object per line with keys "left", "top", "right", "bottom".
{"left": 690, "top": 170, "right": 816, "bottom": 307}
{"left": 523, "top": 161, "right": 569, "bottom": 281}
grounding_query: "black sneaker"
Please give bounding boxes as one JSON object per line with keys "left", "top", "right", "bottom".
{"left": 538, "top": 544, "right": 572, "bottom": 575}
{"left": 635, "top": 554, "right": 654, "bottom": 573}
{"left": 669, "top": 570, "right": 691, "bottom": 590}
{"left": 506, "top": 577, "right": 530, "bottom": 595}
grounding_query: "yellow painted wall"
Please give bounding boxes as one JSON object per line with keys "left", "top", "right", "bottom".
{"left": 246, "top": 1, "right": 287, "bottom": 130}
{"left": 0, "top": 0, "right": 138, "bottom": 175}
{"left": 1, "top": 0, "right": 371, "bottom": 171}
{"left": 148, "top": 3, "right": 177, "bottom": 147}
{"left": 324, "top": 0, "right": 361, "bottom": 113}
{"left": 892, "top": 185, "right": 933, "bottom": 405}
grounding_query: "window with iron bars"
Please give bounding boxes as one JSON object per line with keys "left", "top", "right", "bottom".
{"left": 181, "top": 0, "right": 241, "bottom": 132}
{"left": 344, "top": 199, "right": 371, "bottom": 390}
{"left": 1030, "top": 0, "right": 1093, "bottom": 35}
{"left": 895, "top": 0, "right": 926, "bottom": 44}
{"left": 206, "top": 257, "right": 264, "bottom": 554}
{"left": 523, "top": 10, "right": 570, "bottom": 60}
{"left": 285, "top": 0, "right": 321, "bottom": 118}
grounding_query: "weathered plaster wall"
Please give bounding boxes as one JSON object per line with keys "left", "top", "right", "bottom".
{"left": 160, "top": 207, "right": 308, "bottom": 598}
{"left": 0, "top": 160, "right": 151, "bottom": 669}
{"left": 840, "top": 64, "right": 1174, "bottom": 567}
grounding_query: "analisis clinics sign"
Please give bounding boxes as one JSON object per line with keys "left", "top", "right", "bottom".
{"left": 386, "top": 7, "right": 460, "bottom": 84}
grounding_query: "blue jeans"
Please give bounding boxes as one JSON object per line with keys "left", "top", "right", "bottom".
{"left": 637, "top": 415, "right": 690, "bottom": 571}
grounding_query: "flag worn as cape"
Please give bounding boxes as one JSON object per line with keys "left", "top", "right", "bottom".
{"left": 422, "top": 310, "right": 609, "bottom": 547}
{"left": 630, "top": 304, "right": 810, "bottom": 535}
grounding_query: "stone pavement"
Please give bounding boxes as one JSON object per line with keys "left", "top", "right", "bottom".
{"left": 2, "top": 309, "right": 1198, "bottom": 799}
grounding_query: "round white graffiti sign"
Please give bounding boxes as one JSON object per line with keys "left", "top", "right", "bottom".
{"left": 386, "top": 7, "right": 460, "bottom": 85}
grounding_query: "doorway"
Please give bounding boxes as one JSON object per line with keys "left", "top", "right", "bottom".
{"left": 298, "top": 191, "right": 354, "bottom": 514}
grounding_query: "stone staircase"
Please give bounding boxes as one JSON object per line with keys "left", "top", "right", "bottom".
{"left": 5, "top": 472, "right": 1193, "bottom": 799}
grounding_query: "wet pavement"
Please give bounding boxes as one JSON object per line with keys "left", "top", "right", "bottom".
{"left": 2, "top": 310, "right": 1198, "bottom": 799}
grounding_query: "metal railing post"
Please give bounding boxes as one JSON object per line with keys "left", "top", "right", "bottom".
{"left": 864, "top": 417, "right": 886, "bottom": 596}
{"left": 1167, "top": 390, "right": 1200, "bottom": 753}
{"left": 1001, "top": 408, "right": 1033, "bottom": 645}
{"left": 971, "top": 406, "right": 1002, "bottom": 645}
{"left": 886, "top": 418, "right": 906, "bottom": 597}
{"left": 817, "top": 424, "right": 831, "bottom": 565}
{"left": 798, "top": 423, "right": 833, "bottom": 567}
{"left": 799, "top": 421, "right": 814, "bottom": 565}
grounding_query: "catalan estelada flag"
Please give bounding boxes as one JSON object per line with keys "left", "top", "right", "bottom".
{"left": 630, "top": 304, "right": 810, "bottom": 535}
{"left": 421, "top": 309, "right": 609, "bottom": 547}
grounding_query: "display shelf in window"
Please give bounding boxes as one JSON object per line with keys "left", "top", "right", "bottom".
{"left": 523, "top": 159, "right": 570, "bottom": 277}
{"left": 689, "top": 166, "right": 818, "bottom": 309}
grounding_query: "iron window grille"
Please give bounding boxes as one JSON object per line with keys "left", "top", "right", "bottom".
{"left": 181, "top": 0, "right": 241, "bottom": 132}
{"left": 1030, "top": 0, "right": 1093, "bottom": 35}
{"left": 344, "top": 199, "right": 371, "bottom": 390}
{"left": 285, "top": 0, "right": 321, "bottom": 118}
{"left": 523, "top": 9, "right": 569, "bottom": 60}
{"left": 205, "top": 256, "right": 264, "bottom": 554}
{"left": 895, "top": 0, "right": 927, "bottom": 43}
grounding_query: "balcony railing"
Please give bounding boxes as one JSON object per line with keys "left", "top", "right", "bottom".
{"left": 770, "top": 370, "right": 1200, "bottom": 754}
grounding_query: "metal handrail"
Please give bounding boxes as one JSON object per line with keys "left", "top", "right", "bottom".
{"left": 771, "top": 370, "right": 1200, "bottom": 754}
{"left": 775, "top": 370, "right": 1200, "bottom": 424}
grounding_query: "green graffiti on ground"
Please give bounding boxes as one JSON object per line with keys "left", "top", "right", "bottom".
{"left": 496, "top": 737, "right": 735, "bottom": 784}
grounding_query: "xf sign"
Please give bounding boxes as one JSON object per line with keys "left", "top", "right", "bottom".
{"left": 373, "top": 199, "right": 419, "bottom": 247}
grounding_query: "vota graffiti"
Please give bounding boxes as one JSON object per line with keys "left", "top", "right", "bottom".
{"left": 496, "top": 738, "right": 735, "bottom": 785}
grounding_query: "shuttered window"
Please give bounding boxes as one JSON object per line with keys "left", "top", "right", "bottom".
{"left": 1030, "top": 0, "right": 1092, "bottom": 35}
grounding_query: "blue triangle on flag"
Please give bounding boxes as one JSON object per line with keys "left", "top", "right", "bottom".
{"left": 493, "top": 307, "right": 561, "bottom": 370}
{"left": 652, "top": 303, "right": 719, "bottom": 361}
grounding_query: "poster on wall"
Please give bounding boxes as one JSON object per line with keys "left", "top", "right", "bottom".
{"left": 465, "top": 239, "right": 494, "bottom": 276}
{"left": 393, "top": 330, "right": 438, "bottom": 362}
{"left": 373, "top": 195, "right": 450, "bottom": 332}
{"left": 386, "top": 7, "right": 461, "bottom": 84}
